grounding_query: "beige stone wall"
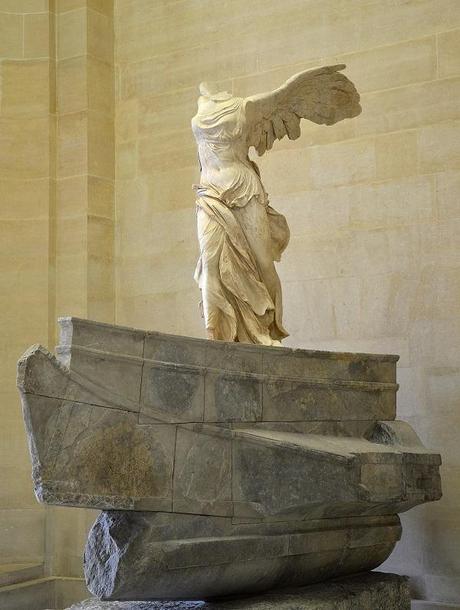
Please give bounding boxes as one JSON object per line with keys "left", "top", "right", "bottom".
{"left": 52, "top": 0, "right": 115, "bottom": 577}
{"left": 0, "top": 0, "right": 54, "bottom": 570}
{"left": 0, "top": 0, "right": 114, "bottom": 578}
{"left": 114, "top": 0, "right": 460, "bottom": 604}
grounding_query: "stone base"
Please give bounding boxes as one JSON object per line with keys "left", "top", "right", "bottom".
{"left": 67, "top": 572, "right": 410, "bottom": 609}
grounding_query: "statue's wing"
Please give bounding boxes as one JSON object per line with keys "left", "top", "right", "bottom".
{"left": 245, "top": 64, "right": 361, "bottom": 156}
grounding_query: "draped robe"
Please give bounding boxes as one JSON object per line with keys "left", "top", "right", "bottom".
{"left": 192, "top": 95, "right": 290, "bottom": 345}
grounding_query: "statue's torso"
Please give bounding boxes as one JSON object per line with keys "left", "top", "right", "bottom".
{"left": 192, "top": 96, "right": 266, "bottom": 208}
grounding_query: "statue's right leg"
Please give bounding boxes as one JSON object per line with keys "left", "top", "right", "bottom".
{"left": 197, "top": 207, "right": 236, "bottom": 341}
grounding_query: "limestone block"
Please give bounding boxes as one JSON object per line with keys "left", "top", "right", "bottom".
{"left": 88, "top": 112, "right": 114, "bottom": 180}
{"left": 274, "top": 189, "right": 350, "bottom": 238}
{"left": 58, "top": 9, "right": 87, "bottom": 60}
{"left": 86, "top": 56, "right": 114, "bottom": 116}
{"left": 88, "top": 215, "right": 114, "bottom": 261}
{"left": 0, "top": 508, "right": 45, "bottom": 563}
{"left": 116, "top": 295, "right": 178, "bottom": 336}
{"left": 119, "top": 250, "right": 196, "bottom": 297}
{"left": 438, "top": 29, "right": 460, "bottom": 78}
{"left": 0, "top": 12, "right": 23, "bottom": 58}
{"left": 349, "top": 176, "right": 435, "bottom": 230}
{"left": 137, "top": 130, "right": 196, "bottom": 175}
{"left": 115, "top": 99, "right": 138, "bottom": 142}
{"left": 376, "top": 131, "right": 418, "bottom": 181}
{"left": 88, "top": 176, "right": 114, "bottom": 219}
{"left": 419, "top": 121, "right": 460, "bottom": 173}
{"left": 57, "top": 57, "right": 87, "bottom": 114}
{"left": 24, "top": 13, "right": 50, "bottom": 59}
{"left": 87, "top": 259, "right": 115, "bottom": 321}
{"left": 343, "top": 36, "right": 436, "bottom": 94}
{"left": 58, "top": 0, "right": 86, "bottom": 12}
{"left": 309, "top": 138, "right": 375, "bottom": 188}
{"left": 437, "top": 171, "right": 460, "bottom": 221}
{"left": 0, "top": 178, "right": 49, "bottom": 220}
{"left": 251, "top": 148, "right": 311, "bottom": 196}
{"left": 0, "top": 117, "right": 50, "bottom": 179}
{"left": 116, "top": 142, "right": 136, "bottom": 180}
{"left": 87, "top": 9, "right": 113, "bottom": 65}
{"left": 0, "top": 60, "right": 50, "bottom": 117}
{"left": 278, "top": 234, "right": 338, "bottom": 282}
{"left": 0, "top": 577, "right": 55, "bottom": 610}
{"left": 57, "top": 112, "right": 88, "bottom": 178}
{"left": 119, "top": 47, "right": 235, "bottom": 100}
{"left": 0, "top": 563, "right": 44, "bottom": 587}
{"left": 0, "top": 463, "right": 39, "bottom": 509}
{"left": 336, "top": 226, "right": 422, "bottom": 279}
{"left": 423, "top": 574, "right": 460, "bottom": 606}
{"left": 357, "top": 77, "right": 460, "bottom": 138}
{"left": 138, "top": 89, "right": 196, "bottom": 139}
{"left": 356, "top": 1, "right": 460, "bottom": 52}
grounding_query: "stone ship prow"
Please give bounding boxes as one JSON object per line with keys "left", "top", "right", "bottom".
{"left": 17, "top": 318, "right": 442, "bottom": 600}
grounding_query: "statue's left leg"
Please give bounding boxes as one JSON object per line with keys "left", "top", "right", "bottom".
{"left": 233, "top": 198, "right": 284, "bottom": 341}
{"left": 233, "top": 198, "right": 281, "bottom": 297}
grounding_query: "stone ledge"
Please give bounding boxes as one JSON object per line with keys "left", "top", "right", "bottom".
{"left": 0, "top": 576, "right": 87, "bottom": 610}
{"left": 412, "top": 602, "right": 460, "bottom": 610}
{"left": 0, "top": 562, "right": 44, "bottom": 587}
{"left": 67, "top": 572, "right": 410, "bottom": 609}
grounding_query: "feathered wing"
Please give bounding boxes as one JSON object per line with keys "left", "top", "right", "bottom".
{"left": 245, "top": 64, "right": 361, "bottom": 156}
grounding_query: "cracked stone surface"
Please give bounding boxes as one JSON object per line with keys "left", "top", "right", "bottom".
{"left": 18, "top": 318, "right": 442, "bottom": 600}
{"left": 66, "top": 573, "right": 410, "bottom": 609}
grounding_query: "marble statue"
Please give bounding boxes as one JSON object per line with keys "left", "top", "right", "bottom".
{"left": 192, "top": 64, "right": 361, "bottom": 345}
{"left": 18, "top": 317, "right": 441, "bottom": 603}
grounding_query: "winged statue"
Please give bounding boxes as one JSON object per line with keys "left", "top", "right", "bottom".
{"left": 192, "top": 64, "right": 361, "bottom": 345}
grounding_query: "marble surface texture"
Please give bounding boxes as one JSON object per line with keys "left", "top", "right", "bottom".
{"left": 192, "top": 66, "right": 361, "bottom": 345}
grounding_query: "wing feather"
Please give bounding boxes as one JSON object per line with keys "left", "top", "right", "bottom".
{"left": 245, "top": 65, "right": 361, "bottom": 156}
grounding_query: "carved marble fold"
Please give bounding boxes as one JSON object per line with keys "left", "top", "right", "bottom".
{"left": 192, "top": 66, "right": 361, "bottom": 344}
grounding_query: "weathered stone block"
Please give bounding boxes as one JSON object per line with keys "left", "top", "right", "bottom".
{"left": 144, "top": 331, "right": 206, "bottom": 366}
{"left": 140, "top": 362, "right": 204, "bottom": 423}
{"left": 262, "top": 378, "right": 396, "bottom": 421}
{"left": 204, "top": 371, "right": 262, "bottom": 422}
{"left": 262, "top": 348, "right": 397, "bottom": 382}
{"left": 69, "top": 569, "right": 411, "bottom": 608}
{"left": 173, "top": 426, "right": 232, "bottom": 517}
{"left": 17, "top": 319, "right": 442, "bottom": 600}
{"left": 205, "top": 341, "right": 263, "bottom": 374}
{"left": 83, "top": 510, "right": 403, "bottom": 602}
{"left": 59, "top": 317, "right": 145, "bottom": 358}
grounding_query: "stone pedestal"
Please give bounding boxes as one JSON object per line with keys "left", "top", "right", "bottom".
{"left": 66, "top": 573, "right": 410, "bottom": 609}
{"left": 17, "top": 318, "right": 441, "bottom": 602}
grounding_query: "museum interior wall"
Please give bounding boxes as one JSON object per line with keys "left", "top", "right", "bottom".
{"left": 0, "top": 0, "right": 459, "bottom": 606}
{"left": 114, "top": 0, "right": 460, "bottom": 605}
{"left": 0, "top": 0, "right": 114, "bottom": 582}
{"left": 0, "top": 0, "right": 52, "bottom": 575}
